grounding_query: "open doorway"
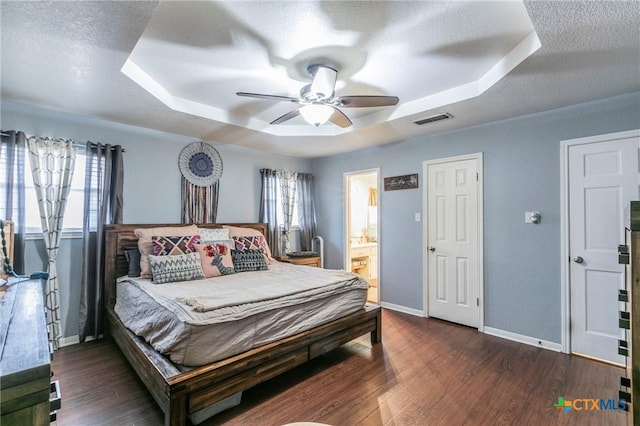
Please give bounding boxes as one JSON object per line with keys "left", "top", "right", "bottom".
{"left": 345, "top": 169, "right": 380, "bottom": 304}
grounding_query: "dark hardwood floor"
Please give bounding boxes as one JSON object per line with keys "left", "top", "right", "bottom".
{"left": 51, "top": 310, "right": 626, "bottom": 425}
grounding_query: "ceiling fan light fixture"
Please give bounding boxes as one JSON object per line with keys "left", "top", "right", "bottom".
{"left": 300, "top": 104, "right": 333, "bottom": 126}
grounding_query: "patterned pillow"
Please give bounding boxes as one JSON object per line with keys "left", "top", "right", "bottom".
{"left": 148, "top": 252, "right": 204, "bottom": 284}
{"left": 134, "top": 225, "right": 200, "bottom": 279}
{"left": 152, "top": 235, "right": 200, "bottom": 256}
{"left": 198, "top": 227, "right": 230, "bottom": 243}
{"left": 231, "top": 248, "right": 269, "bottom": 272}
{"left": 224, "top": 226, "right": 274, "bottom": 264}
{"left": 193, "top": 243, "right": 235, "bottom": 278}
{"left": 232, "top": 236, "right": 264, "bottom": 251}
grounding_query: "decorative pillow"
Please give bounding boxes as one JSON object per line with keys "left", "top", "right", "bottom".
{"left": 148, "top": 252, "right": 204, "bottom": 284}
{"left": 152, "top": 235, "right": 200, "bottom": 256}
{"left": 231, "top": 248, "right": 269, "bottom": 272}
{"left": 194, "top": 243, "right": 235, "bottom": 278}
{"left": 135, "top": 225, "right": 200, "bottom": 279}
{"left": 124, "top": 248, "right": 141, "bottom": 277}
{"left": 198, "top": 227, "right": 230, "bottom": 243}
{"left": 224, "top": 226, "right": 274, "bottom": 264}
{"left": 232, "top": 236, "right": 264, "bottom": 251}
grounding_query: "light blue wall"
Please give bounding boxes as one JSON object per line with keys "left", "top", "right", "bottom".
{"left": 4, "top": 93, "right": 639, "bottom": 344}
{"left": 311, "top": 92, "right": 640, "bottom": 343}
{"left": 2, "top": 100, "right": 310, "bottom": 340}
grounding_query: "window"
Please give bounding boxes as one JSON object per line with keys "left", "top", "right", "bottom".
{"left": 1, "top": 144, "right": 91, "bottom": 235}
{"left": 275, "top": 184, "right": 300, "bottom": 229}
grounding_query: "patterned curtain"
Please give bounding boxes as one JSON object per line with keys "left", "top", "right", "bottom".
{"left": 259, "top": 168, "right": 281, "bottom": 256}
{"left": 0, "top": 130, "right": 26, "bottom": 274}
{"left": 79, "top": 143, "right": 124, "bottom": 343}
{"left": 27, "top": 136, "right": 76, "bottom": 351}
{"left": 296, "top": 173, "right": 317, "bottom": 251}
{"left": 278, "top": 170, "right": 297, "bottom": 254}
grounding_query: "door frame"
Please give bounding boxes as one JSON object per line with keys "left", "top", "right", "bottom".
{"left": 344, "top": 168, "right": 381, "bottom": 300}
{"left": 560, "top": 129, "right": 640, "bottom": 355}
{"left": 422, "top": 152, "right": 484, "bottom": 331}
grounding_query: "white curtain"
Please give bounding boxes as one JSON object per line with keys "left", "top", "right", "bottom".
{"left": 278, "top": 170, "right": 297, "bottom": 254}
{"left": 28, "top": 136, "right": 75, "bottom": 350}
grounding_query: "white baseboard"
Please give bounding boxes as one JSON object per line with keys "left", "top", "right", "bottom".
{"left": 484, "top": 326, "right": 562, "bottom": 352}
{"left": 380, "top": 301, "right": 425, "bottom": 317}
{"left": 59, "top": 334, "right": 98, "bottom": 348}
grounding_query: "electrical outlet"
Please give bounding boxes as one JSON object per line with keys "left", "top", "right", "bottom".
{"left": 525, "top": 211, "right": 541, "bottom": 224}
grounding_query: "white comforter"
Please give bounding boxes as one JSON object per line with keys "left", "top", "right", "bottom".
{"left": 114, "top": 262, "right": 369, "bottom": 366}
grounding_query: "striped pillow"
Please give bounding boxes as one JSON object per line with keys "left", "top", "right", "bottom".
{"left": 149, "top": 252, "right": 204, "bottom": 284}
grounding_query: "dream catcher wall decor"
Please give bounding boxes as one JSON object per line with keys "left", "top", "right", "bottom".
{"left": 179, "top": 141, "right": 223, "bottom": 223}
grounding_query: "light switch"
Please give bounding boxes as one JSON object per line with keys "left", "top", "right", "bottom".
{"left": 415, "top": 213, "right": 421, "bottom": 222}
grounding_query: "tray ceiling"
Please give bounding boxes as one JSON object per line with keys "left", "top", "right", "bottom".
{"left": 1, "top": 1, "right": 639, "bottom": 158}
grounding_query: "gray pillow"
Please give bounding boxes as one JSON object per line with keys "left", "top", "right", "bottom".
{"left": 124, "top": 248, "right": 141, "bottom": 277}
{"left": 231, "top": 248, "right": 268, "bottom": 272}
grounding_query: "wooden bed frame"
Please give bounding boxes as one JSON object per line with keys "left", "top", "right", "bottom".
{"left": 104, "top": 223, "right": 382, "bottom": 426}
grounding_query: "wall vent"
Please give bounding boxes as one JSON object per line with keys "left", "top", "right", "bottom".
{"left": 413, "top": 113, "right": 453, "bottom": 125}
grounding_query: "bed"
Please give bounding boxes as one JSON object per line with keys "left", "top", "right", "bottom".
{"left": 104, "top": 223, "right": 382, "bottom": 426}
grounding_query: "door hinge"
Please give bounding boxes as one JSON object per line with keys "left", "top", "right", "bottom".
{"left": 475, "top": 172, "right": 479, "bottom": 181}
{"left": 477, "top": 298, "right": 480, "bottom": 307}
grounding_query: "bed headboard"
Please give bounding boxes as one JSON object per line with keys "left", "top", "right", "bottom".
{"left": 103, "top": 223, "right": 268, "bottom": 310}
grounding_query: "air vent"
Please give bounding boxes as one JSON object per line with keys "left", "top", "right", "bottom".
{"left": 413, "top": 113, "right": 453, "bottom": 125}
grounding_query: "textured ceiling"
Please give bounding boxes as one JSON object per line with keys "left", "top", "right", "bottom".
{"left": 1, "top": 1, "right": 639, "bottom": 158}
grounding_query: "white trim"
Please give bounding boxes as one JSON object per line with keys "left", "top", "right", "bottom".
{"left": 58, "top": 334, "right": 99, "bottom": 348}
{"left": 560, "top": 129, "right": 640, "bottom": 355}
{"left": 25, "top": 230, "right": 84, "bottom": 240}
{"left": 380, "top": 302, "right": 424, "bottom": 317}
{"left": 59, "top": 335, "right": 80, "bottom": 347}
{"left": 484, "top": 326, "right": 562, "bottom": 353}
{"left": 422, "top": 153, "right": 484, "bottom": 331}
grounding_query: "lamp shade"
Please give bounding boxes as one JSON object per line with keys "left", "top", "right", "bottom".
{"left": 300, "top": 104, "right": 333, "bottom": 126}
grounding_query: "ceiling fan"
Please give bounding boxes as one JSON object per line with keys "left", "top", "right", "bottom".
{"left": 236, "top": 64, "right": 399, "bottom": 128}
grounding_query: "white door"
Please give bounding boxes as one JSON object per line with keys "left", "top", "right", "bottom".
{"left": 568, "top": 132, "right": 640, "bottom": 365}
{"left": 425, "top": 154, "right": 482, "bottom": 328}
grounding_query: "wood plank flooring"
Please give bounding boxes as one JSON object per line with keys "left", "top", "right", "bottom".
{"left": 51, "top": 310, "right": 627, "bottom": 425}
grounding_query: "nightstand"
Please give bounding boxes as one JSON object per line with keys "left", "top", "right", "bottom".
{"left": 276, "top": 255, "right": 321, "bottom": 268}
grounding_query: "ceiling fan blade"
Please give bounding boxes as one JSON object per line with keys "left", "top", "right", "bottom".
{"left": 270, "top": 109, "right": 300, "bottom": 125}
{"left": 236, "top": 92, "right": 299, "bottom": 103}
{"left": 328, "top": 107, "right": 352, "bottom": 128}
{"left": 337, "top": 95, "right": 400, "bottom": 108}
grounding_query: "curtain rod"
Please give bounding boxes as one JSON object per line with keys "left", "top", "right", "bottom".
{"left": 1, "top": 131, "right": 125, "bottom": 153}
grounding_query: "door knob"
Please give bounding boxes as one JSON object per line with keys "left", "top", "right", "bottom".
{"left": 573, "top": 256, "right": 584, "bottom": 264}
{"left": 429, "top": 246, "right": 436, "bottom": 252}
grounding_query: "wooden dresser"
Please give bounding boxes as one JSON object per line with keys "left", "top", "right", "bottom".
{"left": 0, "top": 278, "right": 59, "bottom": 424}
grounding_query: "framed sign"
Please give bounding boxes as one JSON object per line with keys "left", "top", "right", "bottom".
{"left": 384, "top": 173, "right": 418, "bottom": 191}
